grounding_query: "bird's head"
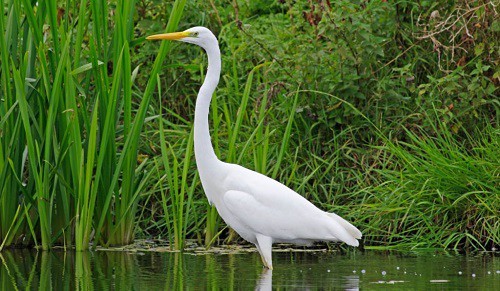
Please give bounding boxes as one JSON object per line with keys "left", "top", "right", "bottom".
{"left": 146, "top": 26, "right": 217, "bottom": 51}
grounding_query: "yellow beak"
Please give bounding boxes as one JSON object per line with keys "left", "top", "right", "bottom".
{"left": 146, "top": 31, "right": 190, "bottom": 41}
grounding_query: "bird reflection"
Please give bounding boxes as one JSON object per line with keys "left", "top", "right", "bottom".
{"left": 255, "top": 268, "right": 272, "bottom": 291}
{"left": 254, "top": 266, "right": 360, "bottom": 290}
{"left": 343, "top": 275, "right": 360, "bottom": 291}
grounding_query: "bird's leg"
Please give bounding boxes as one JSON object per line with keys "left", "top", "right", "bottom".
{"left": 255, "top": 234, "right": 273, "bottom": 270}
{"left": 255, "top": 244, "right": 266, "bottom": 265}
{"left": 256, "top": 246, "right": 271, "bottom": 269}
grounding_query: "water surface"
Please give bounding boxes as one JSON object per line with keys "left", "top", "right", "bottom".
{"left": 1, "top": 248, "right": 498, "bottom": 289}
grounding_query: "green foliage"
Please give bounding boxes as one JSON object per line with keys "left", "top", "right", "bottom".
{"left": 365, "top": 121, "right": 499, "bottom": 250}
{"left": 1, "top": 0, "right": 498, "bottom": 252}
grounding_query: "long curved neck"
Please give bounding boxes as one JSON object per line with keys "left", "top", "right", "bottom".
{"left": 194, "top": 44, "right": 221, "bottom": 168}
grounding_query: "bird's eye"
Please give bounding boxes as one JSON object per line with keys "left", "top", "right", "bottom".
{"left": 192, "top": 32, "right": 199, "bottom": 37}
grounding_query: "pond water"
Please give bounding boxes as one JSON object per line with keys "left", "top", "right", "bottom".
{"left": 0, "top": 248, "right": 498, "bottom": 290}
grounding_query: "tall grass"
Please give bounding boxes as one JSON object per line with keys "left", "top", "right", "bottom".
{"left": 0, "top": 0, "right": 187, "bottom": 251}
{"left": 156, "top": 82, "right": 197, "bottom": 250}
{"left": 367, "top": 120, "right": 499, "bottom": 250}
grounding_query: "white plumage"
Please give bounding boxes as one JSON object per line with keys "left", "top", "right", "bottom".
{"left": 147, "top": 26, "right": 361, "bottom": 269}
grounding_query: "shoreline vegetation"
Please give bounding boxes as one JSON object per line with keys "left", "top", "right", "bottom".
{"left": 0, "top": 0, "right": 498, "bottom": 252}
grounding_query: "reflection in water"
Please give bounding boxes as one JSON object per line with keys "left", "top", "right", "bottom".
{"left": 255, "top": 268, "right": 272, "bottom": 291}
{"left": 171, "top": 252, "right": 184, "bottom": 290}
{"left": 342, "top": 275, "right": 359, "bottom": 291}
{"left": 0, "top": 249, "right": 498, "bottom": 290}
{"left": 75, "top": 252, "right": 92, "bottom": 290}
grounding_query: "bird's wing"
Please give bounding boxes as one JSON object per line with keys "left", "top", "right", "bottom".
{"left": 221, "top": 165, "right": 359, "bottom": 246}
{"left": 223, "top": 189, "right": 311, "bottom": 240}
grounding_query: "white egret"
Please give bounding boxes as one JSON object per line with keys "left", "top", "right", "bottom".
{"left": 147, "top": 27, "right": 362, "bottom": 269}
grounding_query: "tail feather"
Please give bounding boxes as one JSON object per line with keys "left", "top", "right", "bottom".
{"left": 327, "top": 212, "right": 362, "bottom": 240}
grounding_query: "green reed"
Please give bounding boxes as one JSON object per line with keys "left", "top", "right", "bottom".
{"left": 0, "top": 0, "right": 187, "bottom": 251}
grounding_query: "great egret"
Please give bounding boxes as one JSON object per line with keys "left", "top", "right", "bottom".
{"left": 147, "top": 27, "right": 362, "bottom": 269}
